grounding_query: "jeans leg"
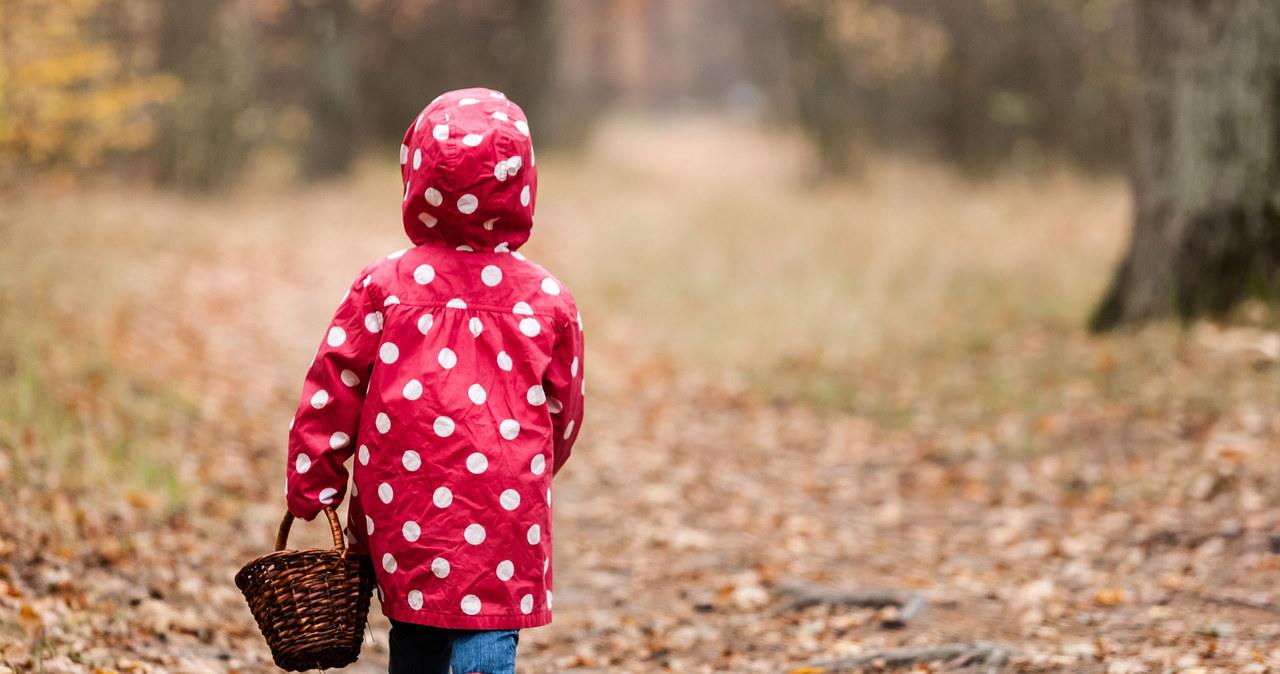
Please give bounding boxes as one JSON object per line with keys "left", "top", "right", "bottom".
{"left": 449, "top": 629, "right": 520, "bottom": 674}
{"left": 387, "top": 619, "right": 453, "bottom": 674}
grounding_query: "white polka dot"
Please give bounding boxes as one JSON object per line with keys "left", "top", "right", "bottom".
{"left": 330, "top": 432, "right": 350, "bottom": 449}
{"left": 403, "top": 379, "right": 423, "bottom": 400}
{"left": 459, "top": 98, "right": 479, "bottom": 106}
{"left": 506, "top": 155, "right": 522, "bottom": 177}
{"left": 327, "top": 326, "right": 346, "bottom": 347}
{"left": 462, "top": 133, "right": 483, "bottom": 146}
{"left": 571, "top": 357, "right": 580, "bottom": 376}
{"left": 384, "top": 295, "right": 400, "bottom": 306}
{"left": 388, "top": 248, "right": 407, "bottom": 260}
{"left": 403, "top": 520, "right": 421, "bottom": 542}
{"left": 513, "top": 302, "right": 533, "bottom": 315}
{"left": 319, "top": 487, "right": 337, "bottom": 505}
{"left": 295, "top": 454, "right": 312, "bottom": 473}
{"left": 351, "top": 482, "right": 358, "bottom": 496}
{"left": 458, "top": 194, "right": 479, "bottom": 214}
{"left": 512, "top": 251, "right": 527, "bottom": 260}
{"left": 547, "top": 590, "right": 553, "bottom": 608}
{"left": 289, "top": 417, "right": 295, "bottom": 431}
{"left": 399, "top": 144, "right": 409, "bottom": 164}
{"left": 365, "top": 312, "right": 384, "bottom": 332}
{"left": 500, "top": 489, "right": 520, "bottom": 510}
{"left": 412, "top": 148, "right": 422, "bottom": 170}
{"left": 438, "top": 348, "right": 457, "bottom": 369}
{"left": 461, "top": 594, "right": 481, "bottom": 615}
{"left": 466, "top": 452, "right": 488, "bottom": 474}
{"left": 408, "top": 589, "right": 423, "bottom": 610}
{"left": 496, "top": 560, "right": 514, "bottom": 581}
{"left": 425, "top": 187, "right": 443, "bottom": 206}
{"left": 432, "top": 558, "right": 450, "bottom": 578}
{"left": 363, "top": 275, "right": 371, "bottom": 287}
{"left": 490, "top": 91, "right": 506, "bottom": 98}
{"left": 358, "top": 445, "right": 369, "bottom": 465}
{"left": 483, "top": 218, "right": 499, "bottom": 230}
{"left": 520, "top": 594, "right": 533, "bottom": 614}
{"left": 468, "top": 384, "right": 487, "bottom": 405}
{"left": 434, "top": 416, "right": 455, "bottom": 437}
{"left": 383, "top": 553, "right": 397, "bottom": 573}
{"left": 447, "top": 298, "right": 467, "bottom": 309}
{"left": 520, "top": 185, "right": 531, "bottom": 206}
{"left": 469, "top": 317, "right": 483, "bottom": 336}
{"left": 417, "top": 313, "right": 434, "bottom": 334}
{"left": 494, "top": 242, "right": 510, "bottom": 252}
{"left": 418, "top": 212, "right": 437, "bottom": 228}
{"left": 515, "top": 120, "right": 530, "bottom": 136}
{"left": 527, "top": 524, "right": 541, "bottom": 544}
{"left": 402, "top": 450, "right": 421, "bottom": 471}
{"left": 464, "top": 524, "right": 486, "bottom": 544}
{"left": 366, "top": 516, "right": 374, "bottom": 534}
{"left": 481, "top": 265, "right": 502, "bottom": 286}
{"left": 497, "top": 351, "right": 513, "bottom": 371}
{"left": 492, "top": 111, "right": 509, "bottom": 122}
{"left": 378, "top": 482, "right": 393, "bottom": 504}
{"left": 311, "top": 389, "right": 329, "bottom": 409}
{"left": 540, "top": 278, "right": 560, "bottom": 295}
{"left": 413, "top": 264, "right": 435, "bottom": 284}
{"left": 547, "top": 396, "right": 563, "bottom": 414}
{"left": 531, "top": 454, "right": 546, "bottom": 475}
{"left": 563, "top": 420, "right": 575, "bottom": 439}
{"left": 520, "top": 318, "right": 540, "bottom": 336}
{"left": 433, "top": 486, "right": 453, "bottom": 507}
{"left": 457, "top": 244, "right": 475, "bottom": 252}
{"left": 500, "top": 419, "right": 520, "bottom": 440}
{"left": 547, "top": 488, "right": 551, "bottom": 506}
{"left": 376, "top": 412, "right": 391, "bottom": 433}
{"left": 433, "top": 124, "right": 449, "bottom": 140}
{"left": 341, "top": 369, "right": 360, "bottom": 387}
{"left": 494, "top": 161, "right": 508, "bottom": 181}
{"left": 527, "top": 385, "right": 546, "bottom": 405}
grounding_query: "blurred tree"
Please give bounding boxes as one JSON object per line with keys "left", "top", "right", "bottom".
{"left": 150, "top": 0, "right": 258, "bottom": 191}
{"left": 0, "top": 0, "right": 177, "bottom": 184}
{"left": 1091, "top": 0, "right": 1280, "bottom": 330}
{"left": 775, "top": 0, "right": 1132, "bottom": 176}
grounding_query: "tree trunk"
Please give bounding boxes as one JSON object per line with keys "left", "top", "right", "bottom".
{"left": 779, "top": 2, "right": 859, "bottom": 177}
{"left": 1091, "top": 0, "right": 1280, "bottom": 331}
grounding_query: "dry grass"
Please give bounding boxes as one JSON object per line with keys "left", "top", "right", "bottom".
{"left": 5, "top": 114, "right": 1279, "bottom": 507}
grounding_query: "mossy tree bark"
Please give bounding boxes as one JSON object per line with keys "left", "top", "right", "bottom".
{"left": 1091, "top": 0, "right": 1280, "bottom": 331}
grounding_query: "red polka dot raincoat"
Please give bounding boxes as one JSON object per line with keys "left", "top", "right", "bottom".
{"left": 285, "top": 88, "right": 584, "bottom": 630}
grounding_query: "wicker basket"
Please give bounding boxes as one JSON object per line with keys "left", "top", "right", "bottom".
{"left": 236, "top": 506, "right": 376, "bottom": 672}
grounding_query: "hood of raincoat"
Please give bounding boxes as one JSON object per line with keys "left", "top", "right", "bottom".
{"left": 400, "top": 87, "right": 537, "bottom": 252}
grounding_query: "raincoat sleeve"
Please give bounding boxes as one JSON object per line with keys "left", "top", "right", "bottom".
{"left": 286, "top": 273, "right": 379, "bottom": 520}
{"left": 544, "top": 301, "right": 585, "bottom": 476}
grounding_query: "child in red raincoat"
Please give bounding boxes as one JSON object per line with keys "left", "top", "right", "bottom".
{"left": 284, "top": 88, "right": 585, "bottom": 674}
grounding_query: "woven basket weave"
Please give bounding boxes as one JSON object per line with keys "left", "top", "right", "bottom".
{"left": 236, "top": 506, "right": 376, "bottom": 672}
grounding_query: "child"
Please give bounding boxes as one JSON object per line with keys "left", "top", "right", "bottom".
{"left": 284, "top": 87, "right": 585, "bottom": 674}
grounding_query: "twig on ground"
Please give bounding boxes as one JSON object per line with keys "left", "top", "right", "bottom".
{"left": 1177, "top": 590, "right": 1280, "bottom": 614}
{"left": 780, "top": 640, "right": 1012, "bottom": 673}
{"left": 773, "top": 581, "right": 929, "bottom": 627}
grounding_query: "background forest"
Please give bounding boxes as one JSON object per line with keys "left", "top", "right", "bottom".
{"left": 4, "top": 1, "right": 1280, "bottom": 673}
{"left": 2, "top": 0, "right": 1134, "bottom": 186}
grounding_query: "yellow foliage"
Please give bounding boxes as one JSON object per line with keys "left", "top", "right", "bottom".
{"left": 0, "top": 0, "right": 178, "bottom": 175}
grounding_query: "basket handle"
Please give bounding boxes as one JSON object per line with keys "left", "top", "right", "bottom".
{"left": 276, "top": 506, "right": 346, "bottom": 556}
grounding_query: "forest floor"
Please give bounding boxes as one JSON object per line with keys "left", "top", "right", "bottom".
{"left": 3, "top": 117, "right": 1280, "bottom": 673}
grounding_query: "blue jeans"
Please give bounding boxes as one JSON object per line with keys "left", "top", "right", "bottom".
{"left": 387, "top": 619, "right": 519, "bottom": 674}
